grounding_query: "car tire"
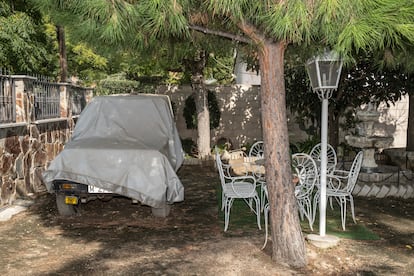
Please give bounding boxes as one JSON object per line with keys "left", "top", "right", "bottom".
{"left": 56, "top": 194, "right": 79, "bottom": 216}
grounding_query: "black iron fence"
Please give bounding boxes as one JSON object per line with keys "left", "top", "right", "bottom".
{"left": 0, "top": 70, "right": 15, "bottom": 124}
{"left": 0, "top": 71, "right": 91, "bottom": 124}
{"left": 33, "top": 77, "right": 61, "bottom": 120}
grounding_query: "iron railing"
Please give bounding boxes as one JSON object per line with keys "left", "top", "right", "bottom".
{"left": 33, "top": 77, "right": 61, "bottom": 120}
{"left": 0, "top": 71, "right": 91, "bottom": 125}
{"left": 0, "top": 70, "right": 16, "bottom": 124}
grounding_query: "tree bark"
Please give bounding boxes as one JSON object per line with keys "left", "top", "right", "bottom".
{"left": 407, "top": 93, "right": 414, "bottom": 151}
{"left": 259, "top": 40, "right": 307, "bottom": 267}
{"left": 56, "top": 25, "right": 68, "bottom": 82}
{"left": 185, "top": 50, "right": 211, "bottom": 159}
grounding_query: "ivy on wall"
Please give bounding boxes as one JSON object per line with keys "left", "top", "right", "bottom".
{"left": 183, "top": 90, "right": 221, "bottom": 129}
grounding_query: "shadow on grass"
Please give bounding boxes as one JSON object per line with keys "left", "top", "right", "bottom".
{"left": 302, "top": 207, "right": 380, "bottom": 240}
{"left": 216, "top": 188, "right": 265, "bottom": 237}
{"left": 217, "top": 188, "right": 379, "bottom": 240}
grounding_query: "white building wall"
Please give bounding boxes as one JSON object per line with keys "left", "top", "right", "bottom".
{"left": 157, "top": 85, "right": 264, "bottom": 148}
{"left": 234, "top": 61, "right": 261, "bottom": 86}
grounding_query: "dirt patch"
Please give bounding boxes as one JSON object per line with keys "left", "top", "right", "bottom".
{"left": 0, "top": 165, "right": 413, "bottom": 275}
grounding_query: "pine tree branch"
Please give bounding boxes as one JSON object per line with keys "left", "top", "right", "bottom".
{"left": 237, "top": 19, "right": 267, "bottom": 45}
{"left": 188, "top": 25, "right": 251, "bottom": 44}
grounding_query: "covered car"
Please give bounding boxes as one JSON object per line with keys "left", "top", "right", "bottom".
{"left": 43, "top": 94, "right": 184, "bottom": 216}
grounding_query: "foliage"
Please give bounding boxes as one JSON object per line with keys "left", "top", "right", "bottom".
{"left": 290, "top": 137, "right": 320, "bottom": 154}
{"left": 204, "top": 52, "right": 236, "bottom": 84}
{"left": 0, "top": 0, "right": 58, "bottom": 75}
{"left": 94, "top": 73, "right": 141, "bottom": 95}
{"left": 183, "top": 90, "right": 221, "bottom": 129}
{"left": 68, "top": 43, "right": 108, "bottom": 85}
{"left": 338, "top": 55, "right": 414, "bottom": 106}
{"left": 181, "top": 138, "right": 197, "bottom": 157}
{"left": 285, "top": 52, "right": 321, "bottom": 137}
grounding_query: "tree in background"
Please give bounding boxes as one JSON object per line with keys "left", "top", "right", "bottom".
{"left": 34, "top": 0, "right": 235, "bottom": 158}
{"left": 0, "top": 0, "right": 57, "bottom": 74}
{"left": 32, "top": 0, "right": 414, "bottom": 268}
{"left": 56, "top": 25, "right": 67, "bottom": 82}
{"left": 67, "top": 42, "right": 108, "bottom": 85}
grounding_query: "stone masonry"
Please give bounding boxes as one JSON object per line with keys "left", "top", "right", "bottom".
{"left": 0, "top": 75, "right": 92, "bottom": 206}
{"left": 0, "top": 123, "right": 70, "bottom": 203}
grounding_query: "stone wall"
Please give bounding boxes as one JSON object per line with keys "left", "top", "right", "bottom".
{"left": 0, "top": 122, "right": 71, "bottom": 203}
{"left": 0, "top": 75, "right": 92, "bottom": 206}
{"left": 355, "top": 169, "right": 414, "bottom": 198}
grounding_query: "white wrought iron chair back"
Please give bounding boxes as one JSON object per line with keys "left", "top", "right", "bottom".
{"left": 249, "top": 141, "right": 265, "bottom": 158}
{"left": 345, "top": 151, "right": 364, "bottom": 193}
{"left": 293, "top": 154, "right": 318, "bottom": 198}
{"left": 292, "top": 153, "right": 318, "bottom": 231}
{"left": 247, "top": 141, "right": 267, "bottom": 212}
{"left": 310, "top": 143, "right": 338, "bottom": 174}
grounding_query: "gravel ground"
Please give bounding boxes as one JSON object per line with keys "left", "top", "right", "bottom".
{"left": 0, "top": 165, "right": 413, "bottom": 275}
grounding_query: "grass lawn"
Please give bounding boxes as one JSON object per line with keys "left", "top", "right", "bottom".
{"left": 217, "top": 189, "right": 379, "bottom": 240}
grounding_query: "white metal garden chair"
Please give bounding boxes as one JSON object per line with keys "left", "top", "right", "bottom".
{"left": 248, "top": 141, "right": 267, "bottom": 212}
{"left": 313, "top": 151, "right": 364, "bottom": 230}
{"left": 310, "top": 143, "right": 338, "bottom": 174}
{"left": 262, "top": 153, "right": 317, "bottom": 249}
{"left": 215, "top": 151, "right": 261, "bottom": 232}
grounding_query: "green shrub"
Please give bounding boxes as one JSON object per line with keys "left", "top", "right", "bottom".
{"left": 291, "top": 136, "right": 320, "bottom": 154}
{"left": 181, "top": 138, "right": 197, "bottom": 157}
{"left": 183, "top": 90, "right": 221, "bottom": 129}
{"left": 94, "top": 72, "right": 162, "bottom": 95}
{"left": 94, "top": 78, "right": 141, "bottom": 95}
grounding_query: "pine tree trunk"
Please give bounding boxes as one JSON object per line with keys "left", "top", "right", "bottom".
{"left": 185, "top": 50, "right": 211, "bottom": 159}
{"left": 407, "top": 94, "right": 414, "bottom": 151}
{"left": 56, "top": 25, "right": 67, "bottom": 82}
{"left": 259, "top": 40, "right": 307, "bottom": 267}
{"left": 192, "top": 73, "right": 211, "bottom": 158}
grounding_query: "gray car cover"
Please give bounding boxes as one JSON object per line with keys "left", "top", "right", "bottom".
{"left": 43, "top": 94, "right": 184, "bottom": 208}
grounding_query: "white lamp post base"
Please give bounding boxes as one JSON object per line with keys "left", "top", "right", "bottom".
{"left": 306, "top": 234, "right": 340, "bottom": 249}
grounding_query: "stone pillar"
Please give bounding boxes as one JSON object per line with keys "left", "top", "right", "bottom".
{"left": 59, "top": 84, "right": 70, "bottom": 118}
{"left": 11, "top": 76, "right": 37, "bottom": 123}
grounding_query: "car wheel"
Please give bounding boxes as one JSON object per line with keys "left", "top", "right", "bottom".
{"left": 56, "top": 194, "right": 79, "bottom": 216}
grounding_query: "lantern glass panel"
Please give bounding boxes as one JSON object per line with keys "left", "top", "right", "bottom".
{"left": 318, "top": 60, "right": 342, "bottom": 88}
{"left": 305, "top": 60, "right": 319, "bottom": 89}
